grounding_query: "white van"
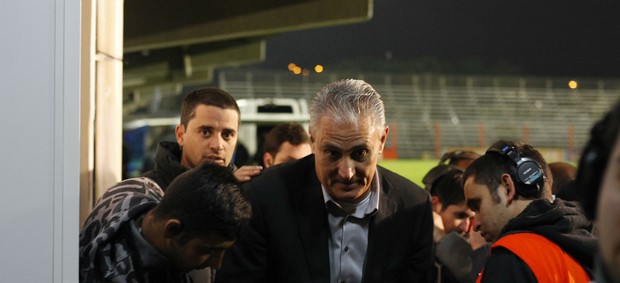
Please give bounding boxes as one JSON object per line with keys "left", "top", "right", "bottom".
{"left": 236, "top": 97, "right": 310, "bottom": 164}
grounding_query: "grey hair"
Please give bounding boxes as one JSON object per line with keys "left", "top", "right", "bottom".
{"left": 309, "top": 79, "right": 385, "bottom": 136}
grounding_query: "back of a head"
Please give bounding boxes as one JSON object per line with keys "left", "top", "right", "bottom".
{"left": 440, "top": 150, "right": 481, "bottom": 170}
{"left": 154, "top": 162, "right": 251, "bottom": 239}
{"left": 576, "top": 101, "right": 620, "bottom": 220}
{"left": 180, "top": 87, "right": 240, "bottom": 128}
{"left": 464, "top": 140, "right": 550, "bottom": 200}
{"left": 263, "top": 123, "right": 310, "bottom": 156}
{"left": 548, "top": 162, "right": 577, "bottom": 195}
{"left": 422, "top": 164, "right": 451, "bottom": 191}
{"left": 430, "top": 167, "right": 466, "bottom": 209}
{"left": 309, "top": 79, "right": 385, "bottom": 137}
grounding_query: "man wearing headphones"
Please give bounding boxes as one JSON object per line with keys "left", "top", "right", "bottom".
{"left": 463, "top": 140, "right": 596, "bottom": 283}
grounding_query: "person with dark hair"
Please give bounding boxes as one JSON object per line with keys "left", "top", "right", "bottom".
{"left": 216, "top": 79, "right": 433, "bottom": 282}
{"left": 79, "top": 162, "right": 252, "bottom": 282}
{"left": 440, "top": 150, "right": 481, "bottom": 170}
{"left": 463, "top": 140, "right": 596, "bottom": 283}
{"left": 430, "top": 167, "right": 473, "bottom": 242}
{"left": 575, "top": 100, "right": 620, "bottom": 283}
{"left": 142, "top": 87, "right": 262, "bottom": 189}
{"left": 548, "top": 161, "right": 577, "bottom": 198}
{"left": 261, "top": 122, "right": 311, "bottom": 168}
{"left": 428, "top": 167, "right": 475, "bottom": 283}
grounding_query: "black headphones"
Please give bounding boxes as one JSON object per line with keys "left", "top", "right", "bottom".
{"left": 486, "top": 142, "right": 545, "bottom": 198}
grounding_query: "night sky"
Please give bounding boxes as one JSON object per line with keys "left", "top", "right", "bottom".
{"left": 259, "top": 0, "right": 620, "bottom": 78}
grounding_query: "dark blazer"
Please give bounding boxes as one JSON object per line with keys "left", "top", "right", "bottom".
{"left": 216, "top": 154, "right": 433, "bottom": 283}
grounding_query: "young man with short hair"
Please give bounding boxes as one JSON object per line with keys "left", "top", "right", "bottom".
{"left": 261, "top": 122, "right": 312, "bottom": 168}
{"left": 464, "top": 140, "right": 595, "bottom": 283}
{"left": 80, "top": 162, "right": 252, "bottom": 282}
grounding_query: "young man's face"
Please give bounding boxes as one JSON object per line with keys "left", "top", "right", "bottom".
{"left": 176, "top": 104, "right": 239, "bottom": 169}
{"left": 166, "top": 232, "right": 234, "bottom": 272}
{"left": 264, "top": 141, "right": 312, "bottom": 168}
{"left": 311, "top": 117, "right": 387, "bottom": 203}
{"left": 598, "top": 135, "right": 620, "bottom": 282}
{"left": 435, "top": 202, "right": 474, "bottom": 237}
{"left": 464, "top": 176, "right": 512, "bottom": 242}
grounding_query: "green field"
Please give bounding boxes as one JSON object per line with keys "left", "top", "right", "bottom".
{"left": 379, "top": 159, "right": 440, "bottom": 186}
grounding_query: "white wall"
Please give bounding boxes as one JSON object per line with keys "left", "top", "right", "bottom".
{"left": 0, "top": 0, "right": 80, "bottom": 282}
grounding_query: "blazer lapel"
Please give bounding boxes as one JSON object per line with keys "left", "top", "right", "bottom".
{"left": 365, "top": 169, "right": 398, "bottom": 279}
{"left": 291, "top": 156, "right": 331, "bottom": 283}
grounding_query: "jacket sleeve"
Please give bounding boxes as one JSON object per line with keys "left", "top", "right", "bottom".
{"left": 480, "top": 247, "right": 537, "bottom": 283}
{"left": 410, "top": 193, "right": 434, "bottom": 283}
{"left": 215, "top": 182, "right": 269, "bottom": 283}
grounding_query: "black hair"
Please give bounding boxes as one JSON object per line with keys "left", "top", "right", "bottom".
{"left": 576, "top": 100, "right": 620, "bottom": 220}
{"left": 439, "top": 150, "right": 481, "bottom": 166}
{"left": 463, "top": 140, "right": 550, "bottom": 202}
{"left": 263, "top": 123, "right": 310, "bottom": 156}
{"left": 180, "top": 87, "right": 240, "bottom": 128}
{"left": 430, "top": 168, "right": 466, "bottom": 210}
{"left": 152, "top": 162, "right": 251, "bottom": 240}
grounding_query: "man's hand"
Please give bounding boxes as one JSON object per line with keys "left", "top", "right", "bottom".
{"left": 234, "top": 165, "right": 263, "bottom": 182}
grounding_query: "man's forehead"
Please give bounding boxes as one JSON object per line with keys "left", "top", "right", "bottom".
{"left": 464, "top": 178, "right": 487, "bottom": 196}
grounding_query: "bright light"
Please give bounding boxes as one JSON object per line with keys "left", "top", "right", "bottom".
{"left": 568, "top": 80, "right": 578, "bottom": 89}
{"left": 288, "top": 63, "right": 296, "bottom": 71}
{"left": 314, "top": 65, "right": 324, "bottom": 73}
{"left": 293, "top": 66, "right": 302, "bottom": 75}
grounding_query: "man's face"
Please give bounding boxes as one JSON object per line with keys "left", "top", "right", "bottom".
{"left": 265, "top": 141, "right": 312, "bottom": 168}
{"left": 176, "top": 104, "right": 239, "bottom": 169}
{"left": 311, "top": 117, "right": 387, "bottom": 203}
{"left": 166, "top": 232, "right": 234, "bottom": 272}
{"left": 436, "top": 202, "right": 474, "bottom": 237}
{"left": 597, "top": 135, "right": 620, "bottom": 282}
{"left": 464, "top": 176, "right": 511, "bottom": 242}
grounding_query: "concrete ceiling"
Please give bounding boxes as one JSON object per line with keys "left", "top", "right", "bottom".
{"left": 123, "top": 0, "right": 373, "bottom": 91}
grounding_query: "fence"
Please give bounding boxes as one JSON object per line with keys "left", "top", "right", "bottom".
{"left": 217, "top": 69, "right": 620, "bottom": 160}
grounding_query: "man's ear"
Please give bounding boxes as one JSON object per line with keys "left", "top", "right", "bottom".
{"left": 175, "top": 125, "right": 186, "bottom": 148}
{"left": 308, "top": 127, "right": 316, "bottom": 153}
{"left": 501, "top": 173, "right": 517, "bottom": 204}
{"left": 378, "top": 126, "right": 389, "bottom": 153}
{"left": 263, "top": 152, "right": 274, "bottom": 168}
{"left": 164, "top": 219, "right": 184, "bottom": 239}
{"left": 431, "top": 196, "right": 443, "bottom": 213}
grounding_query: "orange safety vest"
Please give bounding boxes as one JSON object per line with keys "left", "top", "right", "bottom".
{"left": 476, "top": 233, "right": 590, "bottom": 283}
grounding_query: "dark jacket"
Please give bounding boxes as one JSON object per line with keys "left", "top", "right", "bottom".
{"left": 433, "top": 232, "right": 474, "bottom": 283}
{"left": 216, "top": 154, "right": 434, "bottom": 283}
{"left": 479, "top": 199, "right": 597, "bottom": 283}
{"left": 142, "top": 141, "right": 238, "bottom": 191}
{"left": 142, "top": 141, "right": 187, "bottom": 191}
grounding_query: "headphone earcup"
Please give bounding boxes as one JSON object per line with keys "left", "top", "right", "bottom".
{"left": 487, "top": 142, "right": 544, "bottom": 198}
{"left": 514, "top": 159, "right": 545, "bottom": 198}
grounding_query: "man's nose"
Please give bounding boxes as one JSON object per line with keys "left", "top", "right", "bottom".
{"left": 471, "top": 216, "right": 481, "bottom": 232}
{"left": 205, "top": 251, "right": 225, "bottom": 270}
{"left": 209, "top": 136, "right": 224, "bottom": 151}
{"left": 337, "top": 157, "right": 355, "bottom": 181}
{"left": 459, "top": 218, "right": 471, "bottom": 232}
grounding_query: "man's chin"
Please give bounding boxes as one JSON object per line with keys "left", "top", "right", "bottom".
{"left": 204, "top": 159, "right": 225, "bottom": 166}
{"left": 480, "top": 232, "right": 491, "bottom": 241}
